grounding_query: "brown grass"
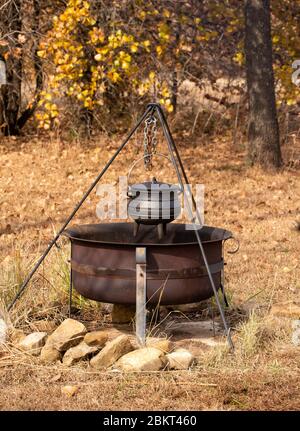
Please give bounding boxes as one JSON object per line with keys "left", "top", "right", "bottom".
{"left": 0, "top": 131, "right": 300, "bottom": 410}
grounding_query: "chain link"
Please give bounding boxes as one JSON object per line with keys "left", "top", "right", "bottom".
{"left": 143, "top": 115, "right": 157, "bottom": 170}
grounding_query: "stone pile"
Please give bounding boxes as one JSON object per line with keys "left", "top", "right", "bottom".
{"left": 12, "top": 318, "right": 195, "bottom": 372}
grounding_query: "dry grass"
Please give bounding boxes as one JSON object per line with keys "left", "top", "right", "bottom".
{"left": 0, "top": 131, "right": 300, "bottom": 410}
{"left": 1, "top": 365, "right": 300, "bottom": 411}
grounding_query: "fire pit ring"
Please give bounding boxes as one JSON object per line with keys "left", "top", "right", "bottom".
{"left": 64, "top": 222, "right": 232, "bottom": 306}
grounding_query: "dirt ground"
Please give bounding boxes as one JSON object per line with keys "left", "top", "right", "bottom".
{"left": 0, "top": 130, "right": 300, "bottom": 410}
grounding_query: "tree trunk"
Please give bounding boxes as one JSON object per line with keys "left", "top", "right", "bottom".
{"left": 17, "top": 0, "right": 43, "bottom": 130}
{"left": 2, "top": 0, "right": 22, "bottom": 136}
{"left": 244, "top": 0, "right": 282, "bottom": 168}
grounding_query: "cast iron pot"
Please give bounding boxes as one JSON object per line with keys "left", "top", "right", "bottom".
{"left": 127, "top": 178, "right": 181, "bottom": 225}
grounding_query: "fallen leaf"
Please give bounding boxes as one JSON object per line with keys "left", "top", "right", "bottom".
{"left": 61, "top": 385, "right": 79, "bottom": 397}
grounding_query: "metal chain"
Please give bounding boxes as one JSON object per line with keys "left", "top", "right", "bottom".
{"left": 143, "top": 115, "right": 157, "bottom": 170}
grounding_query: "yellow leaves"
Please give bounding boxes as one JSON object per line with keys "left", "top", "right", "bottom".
{"left": 83, "top": 98, "right": 93, "bottom": 109}
{"left": 49, "top": 104, "right": 59, "bottom": 118}
{"left": 161, "top": 98, "right": 173, "bottom": 113}
{"left": 137, "top": 81, "right": 150, "bottom": 96}
{"left": 287, "top": 99, "right": 296, "bottom": 106}
{"left": 59, "top": 13, "right": 68, "bottom": 23}
{"left": 121, "top": 61, "right": 130, "bottom": 70}
{"left": 89, "top": 28, "right": 105, "bottom": 44}
{"left": 138, "top": 10, "right": 146, "bottom": 20}
{"left": 37, "top": 50, "right": 46, "bottom": 58}
{"left": 120, "top": 33, "right": 134, "bottom": 45}
{"left": 119, "top": 51, "right": 131, "bottom": 62}
{"left": 158, "top": 23, "right": 170, "bottom": 41}
{"left": 107, "top": 70, "right": 121, "bottom": 83}
{"left": 149, "top": 71, "right": 156, "bottom": 81}
{"left": 166, "top": 104, "right": 174, "bottom": 113}
{"left": 84, "top": 17, "right": 96, "bottom": 26}
{"left": 44, "top": 93, "right": 52, "bottom": 101}
{"left": 141, "top": 40, "right": 151, "bottom": 52}
{"left": 156, "top": 45, "right": 163, "bottom": 56}
{"left": 233, "top": 52, "right": 244, "bottom": 66}
{"left": 161, "top": 87, "right": 170, "bottom": 98}
{"left": 197, "top": 30, "right": 218, "bottom": 43}
{"left": 162, "top": 9, "right": 171, "bottom": 18}
{"left": 130, "top": 43, "right": 139, "bottom": 53}
{"left": 272, "top": 35, "right": 280, "bottom": 44}
{"left": 118, "top": 51, "right": 131, "bottom": 70}
{"left": 35, "top": 0, "right": 196, "bottom": 130}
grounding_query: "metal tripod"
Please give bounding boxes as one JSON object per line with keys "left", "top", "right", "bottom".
{"left": 7, "top": 103, "right": 234, "bottom": 350}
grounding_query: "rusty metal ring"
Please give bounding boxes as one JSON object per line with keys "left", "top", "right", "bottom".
{"left": 224, "top": 236, "right": 240, "bottom": 254}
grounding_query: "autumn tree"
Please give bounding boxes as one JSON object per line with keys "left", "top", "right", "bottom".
{"left": 0, "top": 0, "right": 49, "bottom": 136}
{"left": 0, "top": 0, "right": 22, "bottom": 135}
{"left": 244, "top": 0, "right": 282, "bottom": 168}
{"left": 35, "top": 0, "right": 228, "bottom": 131}
{"left": 1, "top": 0, "right": 299, "bottom": 147}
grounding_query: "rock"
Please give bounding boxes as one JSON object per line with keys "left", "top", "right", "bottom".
{"left": 271, "top": 301, "right": 300, "bottom": 319}
{"left": 145, "top": 338, "right": 173, "bottom": 353}
{"left": 0, "top": 319, "right": 8, "bottom": 345}
{"left": 196, "top": 337, "right": 226, "bottom": 348}
{"left": 116, "top": 347, "right": 166, "bottom": 372}
{"left": 61, "top": 385, "right": 79, "bottom": 397}
{"left": 167, "top": 301, "right": 209, "bottom": 314}
{"left": 292, "top": 320, "right": 300, "bottom": 330}
{"left": 101, "top": 303, "right": 113, "bottom": 314}
{"left": 111, "top": 304, "right": 136, "bottom": 324}
{"left": 292, "top": 329, "right": 300, "bottom": 346}
{"left": 40, "top": 344, "right": 62, "bottom": 364}
{"left": 166, "top": 348, "right": 195, "bottom": 370}
{"left": 90, "top": 334, "right": 133, "bottom": 369}
{"left": 292, "top": 320, "right": 300, "bottom": 346}
{"left": 29, "top": 320, "right": 57, "bottom": 333}
{"left": 84, "top": 331, "right": 108, "bottom": 347}
{"left": 45, "top": 318, "right": 87, "bottom": 352}
{"left": 63, "top": 341, "right": 100, "bottom": 366}
{"left": 238, "top": 300, "right": 261, "bottom": 316}
{"left": 18, "top": 332, "right": 48, "bottom": 356}
{"left": 166, "top": 320, "right": 222, "bottom": 340}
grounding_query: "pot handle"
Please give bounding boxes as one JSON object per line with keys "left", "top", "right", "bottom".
{"left": 224, "top": 236, "right": 240, "bottom": 254}
{"left": 127, "top": 152, "right": 174, "bottom": 186}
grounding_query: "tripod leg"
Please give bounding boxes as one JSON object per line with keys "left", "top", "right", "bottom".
{"left": 157, "top": 223, "right": 164, "bottom": 240}
{"left": 133, "top": 221, "right": 140, "bottom": 237}
{"left": 68, "top": 268, "right": 73, "bottom": 318}
{"left": 153, "top": 103, "right": 234, "bottom": 351}
{"left": 136, "top": 247, "right": 147, "bottom": 347}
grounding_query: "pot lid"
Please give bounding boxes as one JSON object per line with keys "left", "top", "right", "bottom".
{"left": 129, "top": 177, "right": 181, "bottom": 193}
